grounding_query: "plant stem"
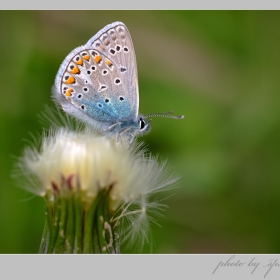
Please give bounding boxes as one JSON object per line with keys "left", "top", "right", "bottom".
{"left": 40, "top": 180, "right": 120, "bottom": 254}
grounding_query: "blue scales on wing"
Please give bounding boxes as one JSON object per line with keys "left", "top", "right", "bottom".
{"left": 53, "top": 21, "right": 139, "bottom": 130}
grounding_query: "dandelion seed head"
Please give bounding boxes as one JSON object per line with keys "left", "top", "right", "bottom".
{"left": 18, "top": 128, "right": 178, "bottom": 210}
{"left": 17, "top": 126, "right": 179, "bottom": 249}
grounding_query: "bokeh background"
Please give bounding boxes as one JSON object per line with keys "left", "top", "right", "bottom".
{"left": 1, "top": 11, "right": 280, "bottom": 253}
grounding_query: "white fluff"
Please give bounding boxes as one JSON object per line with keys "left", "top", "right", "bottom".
{"left": 17, "top": 127, "right": 178, "bottom": 248}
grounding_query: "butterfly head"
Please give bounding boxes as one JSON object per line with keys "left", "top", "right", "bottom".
{"left": 138, "top": 116, "right": 152, "bottom": 135}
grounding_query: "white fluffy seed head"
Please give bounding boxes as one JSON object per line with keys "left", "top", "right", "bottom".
{"left": 17, "top": 127, "right": 178, "bottom": 212}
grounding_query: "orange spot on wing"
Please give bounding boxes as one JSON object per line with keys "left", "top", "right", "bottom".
{"left": 106, "top": 59, "right": 113, "bottom": 67}
{"left": 83, "top": 54, "right": 90, "bottom": 61}
{"left": 65, "top": 76, "right": 75, "bottom": 84}
{"left": 76, "top": 59, "right": 83, "bottom": 66}
{"left": 94, "top": 55, "right": 102, "bottom": 64}
{"left": 65, "top": 88, "right": 73, "bottom": 96}
{"left": 70, "top": 66, "right": 80, "bottom": 74}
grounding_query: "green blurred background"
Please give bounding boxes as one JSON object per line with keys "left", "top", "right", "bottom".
{"left": 1, "top": 11, "right": 280, "bottom": 253}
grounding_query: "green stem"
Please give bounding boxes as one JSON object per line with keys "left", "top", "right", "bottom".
{"left": 38, "top": 216, "right": 49, "bottom": 254}
{"left": 39, "top": 183, "right": 120, "bottom": 254}
{"left": 65, "top": 192, "right": 75, "bottom": 253}
{"left": 95, "top": 188, "right": 117, "bottom": 254}
{"left": 48, "top": 194, "right": 61, "bottom": 253}
{"left": 83, "top": 191, "right": 107, "bottom": 253}
{"left": 74, "top": 191, "right": 83, "bottom": 253}
{"left": 53, "top": 195, "right": 68, "bottom": 253}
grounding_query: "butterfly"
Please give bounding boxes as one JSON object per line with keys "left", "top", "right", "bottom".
{"left": 52, "top": 21, "right": 184, "bottom": 142}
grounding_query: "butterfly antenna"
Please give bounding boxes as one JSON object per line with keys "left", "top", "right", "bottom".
{"left": 145, "top": 111, "right": 184, "bottom": 119}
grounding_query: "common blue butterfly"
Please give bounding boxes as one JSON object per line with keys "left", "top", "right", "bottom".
{"left": 52, "top": 21, "right": 184, "bottom": 142}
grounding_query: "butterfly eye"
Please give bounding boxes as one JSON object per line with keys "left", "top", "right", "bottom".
{"left": 139, "top": 118, "right": 146, "bottom": 130}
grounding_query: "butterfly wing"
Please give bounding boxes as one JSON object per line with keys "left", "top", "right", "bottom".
{"left": 53, "top": 21, "right": 139, "bottom": 131}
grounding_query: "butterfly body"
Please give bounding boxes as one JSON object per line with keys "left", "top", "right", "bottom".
{"left": 53, "top": 21, "right": 182, "bottom": 141}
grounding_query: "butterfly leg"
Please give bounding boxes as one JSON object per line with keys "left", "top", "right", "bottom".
{"left": 116, "top": 126, "right": 133, "bottom": 142}
{"left": 102, "top": 122, "right": 122, "bottom": 132}
{"left": 128, "top": 133, "right": 134, "bottom": 144}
